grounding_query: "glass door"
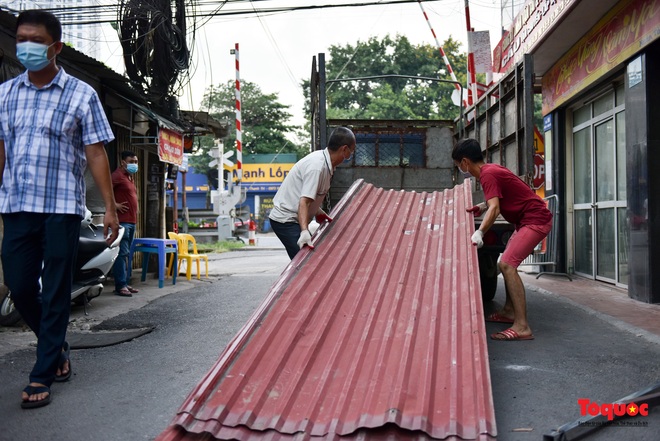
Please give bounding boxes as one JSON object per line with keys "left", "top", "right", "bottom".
{"left": 571, "top": 85, "right": 627, "bottom": 285}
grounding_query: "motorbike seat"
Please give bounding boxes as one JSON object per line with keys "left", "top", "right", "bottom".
{"left": 77, "top": 228, "right": 111, "bottom": 266}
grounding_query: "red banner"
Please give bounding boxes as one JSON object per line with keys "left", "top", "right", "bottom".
{"left": 543, "top": 0, "right": 660, "bottom": 114}
{"left": 158, "top": 127, "right": 184, "bottom": 166}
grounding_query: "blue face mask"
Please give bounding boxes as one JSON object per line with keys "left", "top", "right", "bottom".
{"left": 126, "top": 164, "right": 138, "bottom": 174}
{"left": 16, "top": 41, "right": 55, "bottom": 72}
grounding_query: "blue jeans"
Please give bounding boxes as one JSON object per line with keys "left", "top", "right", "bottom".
{"left": 269, "top": 219, "right": 301, "bottom": 260}
{"left": 1, "top": 212, "right": 81, "bottom": 386}
{"left": 113, "top": 222, "right": 135, "bottom": 290}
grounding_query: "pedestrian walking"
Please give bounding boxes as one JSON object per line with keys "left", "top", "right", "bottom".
{"left": 0, "top": 9, "right": 118, "bottom": 408}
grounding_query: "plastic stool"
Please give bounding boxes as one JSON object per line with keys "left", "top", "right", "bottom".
{"left": 129, "top": 238, "right": 178, "bottom": 288}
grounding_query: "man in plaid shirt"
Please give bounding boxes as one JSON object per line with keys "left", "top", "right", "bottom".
{"left": 0, "top": 9, "right": 119, "bottom": 408}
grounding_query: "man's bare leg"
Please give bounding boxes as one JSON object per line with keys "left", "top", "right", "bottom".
{"left": 496, "top": 261, "right": 533, "bottom": 338}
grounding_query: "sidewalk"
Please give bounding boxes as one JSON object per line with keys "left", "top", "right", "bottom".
{"left": 520, "top": 272, "right": 660, "bottom": 344}
{"left": 0, "top": 234, "right": 287, "bottom": 357}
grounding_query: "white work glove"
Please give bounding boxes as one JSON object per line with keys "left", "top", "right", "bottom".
{"left": 466, "top": 202, "right": 488, "bottom": 217}
{"left": 297, "top": 229, "right": 314, "bottom": 250}
{"left": 471, "top": 230, "right": 484, "bottom": 249}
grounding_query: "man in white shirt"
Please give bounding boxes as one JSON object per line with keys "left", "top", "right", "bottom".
{"left": 269, "top": 127, "right": 355, "bottom": 259}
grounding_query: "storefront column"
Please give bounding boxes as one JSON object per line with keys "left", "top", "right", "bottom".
{"left": 626, "top": 42, "right": 660, "bottom": 303}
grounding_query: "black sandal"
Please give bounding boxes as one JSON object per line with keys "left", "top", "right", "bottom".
{"left": 54, "top": 341, "right": 72, "bottom": 382}
{"left": 21, "top": 385, "right": 51, "bottom": 409}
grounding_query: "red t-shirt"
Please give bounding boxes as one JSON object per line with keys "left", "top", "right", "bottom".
{"left": 112, "top": 168, "right": 138, "bottom": 224}
{"left": 479, "top": 163, "right": 552, "bottom": 229}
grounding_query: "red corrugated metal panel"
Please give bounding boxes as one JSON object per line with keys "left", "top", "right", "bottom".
{"left": 157, "top": 179, "right": 497, "bottom": 441}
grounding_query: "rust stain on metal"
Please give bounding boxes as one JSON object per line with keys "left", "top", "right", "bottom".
{"left": 157, "top": 179, "right": 496, "bottom": 441}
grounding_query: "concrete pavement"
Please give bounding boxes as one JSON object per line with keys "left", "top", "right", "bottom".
{"left": 0, "top": 234, "right": 287, "bottom": 357}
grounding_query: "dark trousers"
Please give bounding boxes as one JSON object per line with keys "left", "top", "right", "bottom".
{"left": 2, "top": 212, "right": 81, "bottom": 386}
{"left": 269, "top": 219, "right": 301, "bottom": 260}
{"left": 113, "top": 222, "right": 135, "bottom": 290}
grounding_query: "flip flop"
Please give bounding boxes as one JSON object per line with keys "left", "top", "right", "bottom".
{"left": 54, "top": 341, "right": 72, "bottom": 382}
{"left": 126, "top": 285, "right": 139, "bottom": 293}
{"left": 114, "top": 287, "right": 132, "bottom": 297}
{"left": 491, "top": 328, "right": 535, "bottom": 341}
{"left": 21, "top": 385, "right": 51, "bottom": 409}
{"left": 485, "top": 312, "right": 514, "bottom": 324}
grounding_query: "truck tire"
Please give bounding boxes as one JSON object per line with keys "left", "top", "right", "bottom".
{"left": 478, "top": 252, "right": 499, "bottom": 302}
{"left": 0, "top": 285, "right": 23, "bottom": 327}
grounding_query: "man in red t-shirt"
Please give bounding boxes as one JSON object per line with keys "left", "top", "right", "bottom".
{"left": 452, "top": 139, "right": 552, "bottom": 341}
{"left": 111, "top": 151, "right": 139, "bottom": 297}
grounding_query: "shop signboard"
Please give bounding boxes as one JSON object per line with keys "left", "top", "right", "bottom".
{"left": 542, "top": 0, "right": 660, "bottom": 114}
{"left": 158, "top": 127, "right": 184, "bottom": 166}
{"left": 493, "top": 0, "right": 576, "bottom": 73}
{"left": 241, "top": 163, "right": 294, "bottom": 183}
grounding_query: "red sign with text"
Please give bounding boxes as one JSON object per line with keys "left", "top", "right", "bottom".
{"left": 542, "top": 0, "right": 660, "bottom": 113}
{"left": 158, "top": 127, "right": 184, "bottom": 166}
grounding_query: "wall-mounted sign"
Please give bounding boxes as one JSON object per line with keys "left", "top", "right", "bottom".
{"left": 241, "top": 163, "right": 294, "bottom": 183}
{"left": 493, "top": 0, "right": 576, "bottom": 73}
{"left": 158, "top": 127, "right": 184, "bottom": 166}
{"left": 628, "top": 55, "right": 643, "bottom": 88}
{"left": 542, "top": 0, "right": 660, "bottom": 114}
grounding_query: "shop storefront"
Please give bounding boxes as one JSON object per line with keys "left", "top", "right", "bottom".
{"left": 497, "top": 0, "right": 660, "bottom": 302}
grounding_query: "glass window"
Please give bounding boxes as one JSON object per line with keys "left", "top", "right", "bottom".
{"left": 352, "top": 132, "right": 425, "bottom": 167}
{"left": 595, "top": 119, "right": 615, "bottom": 202}
{"left": 573, "top": 128, "right": 592, "bottom": 204}
{"left": 379, "top": 135, "right": 401, "bottom": 166}
{"left": 355, "top": 135, "right": 375, "bottom": 166}
{"left": 616, "top": 111, "right": 626, "bottom": 201}
{"left": 573, "top": 105, "right": 591, "bottom": 127}
{"left": 593, "top": 93, "right": 614, "bottom": 117}
{"left": 402, "top": 134, "right": 424, "bottom": 167}
{"left": 596, "top": 208, "right": 616, "bottom": 279}
{"left": 615, "top": 83, "right": 625, "bottom": 107}
{"left": 575, "top": 210, "right": 593, "bottom": 275}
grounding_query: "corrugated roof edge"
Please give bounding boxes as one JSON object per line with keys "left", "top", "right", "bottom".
{"left": 156, "top": 179, "right": 497, "bottom": 441}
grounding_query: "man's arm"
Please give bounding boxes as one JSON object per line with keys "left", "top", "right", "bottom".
{"left": 478, "top": 197, "right": 501, "bottom": 233}
{"left": 297, "top": 196, "right": 314, "bottom": 231}
{"left": 85, "top": 142, "right": 119, "bottom": 244}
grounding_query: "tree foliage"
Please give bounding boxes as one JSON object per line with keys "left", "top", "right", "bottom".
{"left": 304, "top": 34, "right": 468, "bottom": 121}
{"left": 188, "top": 80, "right": 307, "bottom": 183}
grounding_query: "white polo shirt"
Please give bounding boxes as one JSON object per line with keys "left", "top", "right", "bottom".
{"left": 269, "top": 149, "right": 333, "bottom": 224}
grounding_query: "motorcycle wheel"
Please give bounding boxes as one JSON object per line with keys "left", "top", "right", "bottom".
{"left": 0, "top": 285, "right": 23, "bottom": 326}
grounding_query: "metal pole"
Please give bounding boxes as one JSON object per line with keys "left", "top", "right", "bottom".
{"left": 234, "top": 43, "right": 242, "bottom": 183}
{"left": 417, "top": 0, "right": 466, "bottom": 108}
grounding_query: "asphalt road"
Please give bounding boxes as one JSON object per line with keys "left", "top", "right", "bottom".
{"left": 0, "top": 249, "right": 659, "bottom": 441}
{"left": 486, "top": 278, "right": 660, "bottom": 440}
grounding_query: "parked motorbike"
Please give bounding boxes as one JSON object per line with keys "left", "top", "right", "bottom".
{"left": 0, "top": 211, "right": 124, "bottom": 326}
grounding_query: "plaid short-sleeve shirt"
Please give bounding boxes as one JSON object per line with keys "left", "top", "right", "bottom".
{"left": 0, "top": 68, "right": 114, "bottom": 216}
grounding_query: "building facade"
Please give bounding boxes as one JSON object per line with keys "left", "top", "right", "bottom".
{"left": 494, "top": 0, "right": 660, "bottom": 303}
{"left": 0, "top": 0, "right": 103, "bottom": 59}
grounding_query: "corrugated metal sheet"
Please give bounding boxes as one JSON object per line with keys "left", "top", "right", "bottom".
{"left": 157, "top": 179, "right": 497, "bottom": 441}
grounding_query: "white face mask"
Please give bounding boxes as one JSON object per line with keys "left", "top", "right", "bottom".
{"left": 458, "top": 161, "right": 472, "bottom": 178}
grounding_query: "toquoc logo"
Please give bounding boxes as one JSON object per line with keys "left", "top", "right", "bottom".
{"left": 578, "top": 398, "right": 649, "bottom": 421}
